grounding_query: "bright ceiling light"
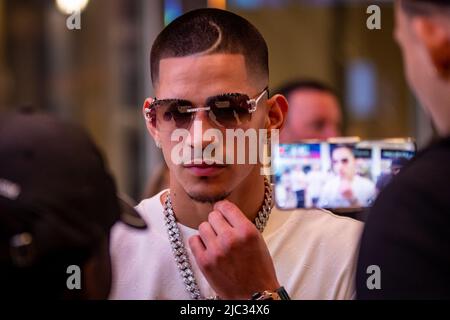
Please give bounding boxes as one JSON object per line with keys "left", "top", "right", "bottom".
{"left": 55, "top": 0, "right": 90, "bottom": 14}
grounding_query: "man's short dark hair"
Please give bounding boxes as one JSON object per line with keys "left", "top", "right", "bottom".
{"left": 401, "top": 0, "right": 450, "bottom": 16}
{"left": 150, "top": 8, "right": 268, "bottom": 87}
{"left": 275, "top": 79, "right": 337, "bottom": 100}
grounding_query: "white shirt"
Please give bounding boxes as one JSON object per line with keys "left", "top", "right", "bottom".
{"left": 110, "top": 189, "right": 363, "bottom": 300}
{"left": 318, "top": 175, "right": 376, "bottom": 208}
{"left": 291, "top": 169, "right": 307, "bottom": 191}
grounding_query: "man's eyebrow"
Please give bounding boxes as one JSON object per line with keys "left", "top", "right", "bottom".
{"left": 157, "top": 92, "right": 246, "bottom": 102}
{"left": 154, "top": 97, "right": 192, "bottom": 102}
{"left": 214, "top": 92, "right": 244, "bottom": 97}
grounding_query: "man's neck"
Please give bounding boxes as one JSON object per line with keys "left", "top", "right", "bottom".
{"left": 164, "top": 168, "right": 266, "bottom": 229}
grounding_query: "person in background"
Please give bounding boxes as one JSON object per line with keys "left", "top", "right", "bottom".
{"left": 0, "top": 110, "right": 146, "bottom": 299}
{"left": 318, "top": 145, "right": 375, "bottom": 208}
{"left": 357, "top": 0, "right": 450, "bottom": 299}
{"left": 375, "top": 157, "right": 409, "bottom": 194}
{"left": 277, "top": 79, "right": 342, "bottom": 143}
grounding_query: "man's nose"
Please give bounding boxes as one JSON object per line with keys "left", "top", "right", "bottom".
{"left": 188, "top": 111, "right": 217, "bottom": 151}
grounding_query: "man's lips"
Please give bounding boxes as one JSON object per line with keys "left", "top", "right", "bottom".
{"left": 183, "top": 163, "right": 227, "bottom": 168}
{"left": 183, "top": 162, "right": 227, "bottom": 176}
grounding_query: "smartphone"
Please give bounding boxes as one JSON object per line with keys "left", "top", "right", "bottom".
{"left": 273, "top": 138, "right": 416, "bottom": 211}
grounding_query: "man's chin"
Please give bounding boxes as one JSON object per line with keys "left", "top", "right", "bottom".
{"left": 187, "top": 191, "right": 231, "bottom": 204}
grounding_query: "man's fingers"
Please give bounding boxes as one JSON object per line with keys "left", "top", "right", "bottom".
{"left": 208, "top": 210, "right": 232, "bottom": 234}
{"left": 213, "top": 200, "right": 248, "bottom": 228}
{"left": 198, "top": 221, "right": 217, "bottom": 249}
{"left": 189, "top": 235, "right": 206, "bottom": 259}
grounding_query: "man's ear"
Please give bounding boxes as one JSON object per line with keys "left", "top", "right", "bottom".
{"left": 265, "top": 94, "right": 288, "bottom": 134}
{"left": 142, "top": 98, "right": 160, "bottom": 144}
{"left": 413, "top": 17, "right": 450, "bottom": 79}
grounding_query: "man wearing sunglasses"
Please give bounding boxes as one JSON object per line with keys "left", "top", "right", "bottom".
{"left": 318, "top": 146, "right": 376, "bottom": 209}
{"left": 110, "top": 8, "right": 362, "bottom": 300}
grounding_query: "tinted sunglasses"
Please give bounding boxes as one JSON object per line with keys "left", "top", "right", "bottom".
{"left": 144, "top": 87, "right": 268, "bottom": 131}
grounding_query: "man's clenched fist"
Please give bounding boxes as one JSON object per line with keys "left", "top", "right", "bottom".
{"left": 188, "top": 200, "right": 280, "bottom": 300}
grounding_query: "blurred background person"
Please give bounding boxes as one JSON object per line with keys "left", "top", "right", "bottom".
{"left": 318, "top": 145, "right": 375, "bottom": 208}
{"left": 277, "top": 79, "right": 342, "bottom": 143}
{"left": 357, "top": 0, "right": 450, "bottom": 299}
{"left": 375, "top": 156, "right": 409, "bottom": 194}
{"left": 0, "top": 110, "right": 146, "bottom": 299}
{"left": 276, "top": 79, "right": 343, "bottom": 209}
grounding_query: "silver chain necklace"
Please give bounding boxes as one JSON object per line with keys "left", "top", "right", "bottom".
{"left": 162, "top": 177, "right": 273, "bottom": 300}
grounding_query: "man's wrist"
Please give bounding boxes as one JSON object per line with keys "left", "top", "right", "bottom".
{"left": 251, "top": 286, "right": 291, "bottom": 300}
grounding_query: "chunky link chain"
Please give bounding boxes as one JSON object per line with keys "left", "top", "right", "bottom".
{"left": 162, "top": 176, "right": 273, "bottom": 300}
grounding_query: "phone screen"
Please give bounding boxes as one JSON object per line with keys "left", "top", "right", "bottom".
{"left": 273, "top": 138, "right": 416, "bottom": 210}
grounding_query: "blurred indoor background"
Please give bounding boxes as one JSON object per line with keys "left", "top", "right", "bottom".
{"left": 0, "top": 0, "right": 434, "bottom": 200}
